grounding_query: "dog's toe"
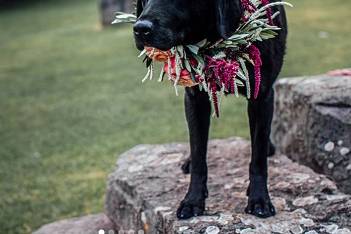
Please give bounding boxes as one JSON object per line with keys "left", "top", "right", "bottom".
{"left": 177, "top": 204, "right": 193, "bottom": 219}
{"left": 176, "top": 200, "right": 204, "bottom": 219}
{"left": 245, "top": 198, "right": 276, "bottom": 218}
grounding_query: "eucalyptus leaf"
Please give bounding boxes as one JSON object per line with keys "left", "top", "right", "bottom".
{"left": 196, "top": 39, "right": 208, "bottom": 47}
{"left": 235, "top": 79, "right": 244, "bottom": 87}
{"left": 186, "top": 45, "right": 200, "bottom": 55}
{"left": 183, "top": 58, "right": 192, "bottom": 72}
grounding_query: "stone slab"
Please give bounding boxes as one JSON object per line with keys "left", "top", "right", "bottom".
{"left": 105, "top": 138, "right": 351, "bottom": 234}
{"left": 272, "top": 75, "right": 351, "bottom": 193}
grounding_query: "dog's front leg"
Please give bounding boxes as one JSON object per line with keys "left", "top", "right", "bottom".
{"left": 245, "top": 88, "right": 276, "bottom": 218}
{"left": 177, "top": 87, "right": 211, "bottom": 219}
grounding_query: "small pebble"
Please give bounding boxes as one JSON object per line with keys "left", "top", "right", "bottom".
{"left": 324, "top": 142, "right": 335, "bottom": 152}
{"left": 324, "top": 224, "right": 339, "bottom": 233}
{"left": 141, "top": 212, "right": 147, "bottom": 223}
{"left": 293, "top": 196, "right": 318, "bottom": 207}
{"left": 346, "top": 164, "right": 351, "bottom": 171}
{"left": 305, "top": 231, "right": 318, "bottom": 234}
{"left": 335, "top": 228, "right": 351, "bottom": 234}
{"left": 299, "top": 217, "right": 315, "bottom": 227}
{"left": 328, "top": 162, "right": 334, "bottom": 169}
{"left": 340, "top": 147, "right": 350, "bottom": 156}
{"left": 337, "top": 140, "right": 343, "bottom": 146}
{"left": 205, "top": 226, "right": 220, "bottom": 234}
{"left": 290, "top": 225, "right": 303, "bottom": 234}
{"left": 240, "top": 228, "right": 256, "bottom": 234}
{"left": 179, "top": 226, "right": 189, "bottom": 232}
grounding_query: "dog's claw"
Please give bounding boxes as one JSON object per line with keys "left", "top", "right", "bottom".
{"left": 245, "top": 198, "right": 276, "bottom": 218}
{"left": 176, "top": 199, "right": 205, "bottom": 219}
{"left": 193, "top": 206, "right": 204, "bottom": 217}
{"left": 177, "top": 205, "right": 193, "bottom": 219}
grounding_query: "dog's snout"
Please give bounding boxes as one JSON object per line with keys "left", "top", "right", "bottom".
{"left": 133, "top": 20, "right": 153, "bottom": 37}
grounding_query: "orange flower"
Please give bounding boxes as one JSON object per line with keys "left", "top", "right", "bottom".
{"left": 145, "top": 47, "right": 171, "bottom": 62}
{"left": 164, "top": 57, "right": 198, "bottom": 87}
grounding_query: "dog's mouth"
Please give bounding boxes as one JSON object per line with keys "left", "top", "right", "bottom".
{"left": 133, "top": 19, "right": 186, "bottom": 51}
{"left": 135, "top": 40, "right": 176, "bottom": 52}
{"left": 134, "top": 34, "right": 180, "bottom": 52}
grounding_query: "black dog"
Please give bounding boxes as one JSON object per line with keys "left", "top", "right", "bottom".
{"left": 133, "top": 0, "right": 287, "bottom": 219}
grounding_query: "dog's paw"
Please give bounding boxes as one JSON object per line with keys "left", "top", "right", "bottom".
{"left": 180, "top": 158, "right": 191, "bottom": 174}
{"left": 176, "top": 198, "right": 205, "bottom": 219}
{"left": 245, "top": 196, "right": 276, "bottom": 218}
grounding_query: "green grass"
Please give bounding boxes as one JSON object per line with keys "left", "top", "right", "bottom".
{"left": 0, "top": 0, "right": 350, "bottom": 233}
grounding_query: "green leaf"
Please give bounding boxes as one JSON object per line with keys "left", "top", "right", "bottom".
{"left": 112, "top": 12, "right": 137, "bottom": 24}
{"left": 158, "top": 66, "right": 165, "bottom": 82}
{"left": 238, "top": 57, "right": 249, "bottom": 79}
{"left": 186, "top": 45, "right": 200, "bottom": 55}
{"left": 228, "top": 33, "right": 250, "bottom": 40}
{"left": 176, "top": 45, "right": 184, "bottom": 58}
{"left": 235, "top": 79, "right": 244, "bottom": 86}
{"left": 213, "top": 51, "right": 226, "bottom": 59}
{"left": 183, "top": 58, "right": 192, "bottom": 72}
{"left": 196, "top": 39, "right": 208, "bottom": 47}
{"left": 138, "top": 49, "right": 147, "bottom": 58}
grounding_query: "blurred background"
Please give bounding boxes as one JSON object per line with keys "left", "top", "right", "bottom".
{"left": 0, "top": 0, "right": 350, "bottom": 233}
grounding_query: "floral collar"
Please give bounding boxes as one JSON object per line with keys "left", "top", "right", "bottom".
{"left": 113, "top": 0, "right": 292, "bottom": 117}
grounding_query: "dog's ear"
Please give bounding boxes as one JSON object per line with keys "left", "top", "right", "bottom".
{"left": 215, "top": 0, "right": 243, "bottom": 39}
{"left": 136, "top": 0, "right": 146, "bottom": 17}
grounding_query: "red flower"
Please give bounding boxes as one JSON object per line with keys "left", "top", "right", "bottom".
{"left": 145, "top": 47, "right": 171, "bottom": 62}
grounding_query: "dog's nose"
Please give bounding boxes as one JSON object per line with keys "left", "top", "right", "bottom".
{"left": 133, "top": 20, "right": 153, "bottom": 37}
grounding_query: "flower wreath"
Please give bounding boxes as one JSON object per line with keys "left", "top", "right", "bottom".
{"left": 113, "top": 0, "right": 292, "bottom": 117}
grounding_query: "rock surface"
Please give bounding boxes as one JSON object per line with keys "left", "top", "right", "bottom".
{"left": 105, "top": 138, "right": 351, "bottom": 234}
{"left": 33, "top": 213, "right": 115, "bottom": 234}
{"left": 272, "top": 75, "right": 351, "bottom": 194}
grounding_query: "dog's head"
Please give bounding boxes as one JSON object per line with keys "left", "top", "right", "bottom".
{"left": 133, "top": 0, "right": 243, "bottom": 50}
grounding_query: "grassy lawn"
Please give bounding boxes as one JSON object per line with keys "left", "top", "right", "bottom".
{"left": 0, "top": 0, "right": 350, "bottom": 233}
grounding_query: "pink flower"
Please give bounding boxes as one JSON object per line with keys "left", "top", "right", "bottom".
{"left": 241, "top": 0, "right": 257, "bottom": 13}
{"left": 261, "top": 0, "right": 273, "bottom": 25}
{"left": 241, "top": 0, "right": 274, "bottom": 24}
{"left": 248, "top": 45, "right": 262, "bottom": 99}
{"left": 205, "top": 57, "right": 239, "bottom": 93}
{"left": 204, "top": 57, "right": 240, "bottom": 117}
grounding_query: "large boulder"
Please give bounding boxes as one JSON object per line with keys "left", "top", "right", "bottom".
{"left": 272, "top": 75, "right": 351, "bottom": 194}
{"left": 105, "top": 138, "right": 351, "bottom": 234}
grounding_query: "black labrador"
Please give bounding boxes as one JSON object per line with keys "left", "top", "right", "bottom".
{"left": 133, "top": 0, "right": 287, "bottom": 219}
